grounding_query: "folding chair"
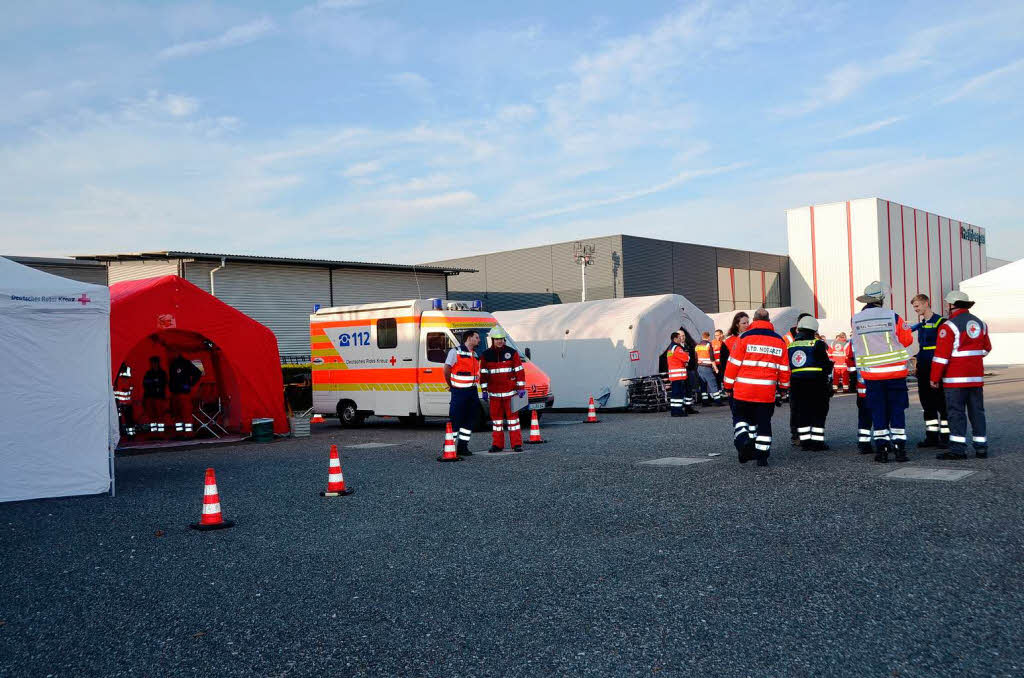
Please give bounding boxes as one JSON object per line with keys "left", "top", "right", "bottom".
{"left": 192, "top": 382, "right": 228, "bottom": 438}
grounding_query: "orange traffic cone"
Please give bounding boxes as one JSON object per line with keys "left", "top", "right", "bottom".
{"left": 525, "top": 410, "right": 546, "bottom": 444}
{"left": 310, "top": 414, "right": 325, "bottom": 424}
{"left": 437, "top": 422, "right": 462, "bottom": 462}
{"left": 320, "top": 444, "right": 354, "bottom": 497}
{"left": 584, "top": 396, "right": 600, "bottom": 423}
{"left": 189, "top": 468, "right": 234, "bottom": 531}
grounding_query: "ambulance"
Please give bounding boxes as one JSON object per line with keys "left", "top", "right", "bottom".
{"left": 310, "top": 299, "right": 554, "bottom": 426}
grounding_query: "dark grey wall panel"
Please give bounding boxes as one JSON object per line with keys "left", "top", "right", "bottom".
{"left": 621, "top": 236, "right": 672, "bottom": 297}
{"left": 551, "top": 236, "right": 622, "bottom": 304}
{"left": 673, "top": 243, "right": 719, "bottom": 311}
{"left": 749, "top": 252, "right": 783, "bottom": 272}
{"left": 485, "top": 245, "right": 554, "bottom": 310}
{"left": 716, "top": 248, "right": 750, "bottom": 269}
{"left": 779, "top": 259, "right": 792, "bottom": 306}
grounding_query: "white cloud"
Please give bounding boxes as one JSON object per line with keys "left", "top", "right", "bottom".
{"left": 163, "top": 94, "right": 199, "bottom": 117}
{"left": 497, "top": 104, "right": 537, "bottom": 123}
{"left": 343, "top": 159, "right": 383, "bottom": 177}
{"left": 943, "top": 58, "right": 1024, "bottom": 103}
{"left": 390, "top": 72, "right": 431, "bottom": 96}
{"left": 515, "top": 162, "right": 747, "bottom": 222}
{"left": 836, "top": 115, "right": 908, "bottom": 139}
{"left": 318, "top": 0, "right": 373, "bottom": 8}
{"left": 158, "top": 17, "right": 275, "bottom": 59}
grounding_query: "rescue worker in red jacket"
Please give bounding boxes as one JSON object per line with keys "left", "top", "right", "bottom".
{"left": 113, "top": 362, "right": 136, "bottom": 438}
{"left": 712, "top": 329, "right": 725, "bottom": 397}
{"left": 695, "top": 332, "right": 721, "bottom": 406}
{"left": 851, "top": 281, "right": 914, "bottom": 463}
{"left": 723, "top": 308, "right": 790, "bottom": 467}
{"left": 930, "top": 291, "right": 992, "bottom": 460}
{"left": 444, "top": 330, "right": 482, "bottom": 456}
{"left": 849, "top": 346, "right": 873, "bottom": 454}
{"left": 829, "top": 333, "right": 852, "bottom": 392}
{"left": 665, "top": 331, "right": 691, "bottom": 417}
{"left": 479, "top": 327, "right": 526, "bottom": 452}
{"left": 720, "top": 312, "right": 750, "bottom": 414}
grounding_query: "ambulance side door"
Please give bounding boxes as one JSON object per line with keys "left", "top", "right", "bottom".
{"left": 419, "top": 326, "right": 455, "bottom": 417}
{"left": 370, "top": 315, "right": 418, "bottom": 417}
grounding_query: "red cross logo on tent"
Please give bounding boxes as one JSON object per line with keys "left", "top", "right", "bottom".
{"left": 77, "top": 294, "right": 92, "bottom": 305}
{"left": 389, "top": 356, "right": 397, "bottom": 366}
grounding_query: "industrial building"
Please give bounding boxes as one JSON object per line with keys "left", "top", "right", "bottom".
{"left": 787, "top": 198, "right": 989, "bottom": 326}
{"left": 425, "top": 235, "right": 790, "bottom": 314}
{"left": 4, "top": 256, "right": 107, "bottom": 286}
{"left": 72, "top": 252, "right": 471, "bottom": 358}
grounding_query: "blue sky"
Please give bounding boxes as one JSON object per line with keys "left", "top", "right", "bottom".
{"left": 3, "top": 0, "right": 1023, "bottom": 263}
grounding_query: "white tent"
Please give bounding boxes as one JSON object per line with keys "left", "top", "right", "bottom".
{"left": 495, "top": 294, "right": 712, "bottom": 408}
{"left": 959, "top": 258, "right": 1024, "bottom": 366}
{"left": 0, "top": 257, "right": 117, "bottom": 502}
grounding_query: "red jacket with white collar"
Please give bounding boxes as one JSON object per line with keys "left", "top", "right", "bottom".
{"left": 723, "top": 320, "right": 790, "bottom": 403}
{"left": 930, "top": 308, "right": 991, "bottom": 388}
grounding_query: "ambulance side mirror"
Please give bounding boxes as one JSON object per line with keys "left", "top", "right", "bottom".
{"left": 524, "top": 347, "right": 531, "bottom": 359}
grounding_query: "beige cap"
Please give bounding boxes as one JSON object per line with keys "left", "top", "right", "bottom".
{"left": 944, "top": 290, "right": 974, "bottom": 307}
{"left": 856, "top": 280, "right": 886, "bottom": 303}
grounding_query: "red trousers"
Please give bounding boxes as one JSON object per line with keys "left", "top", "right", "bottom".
{"left": 489, "top": 397, "right": 522, "bottom": 449}
{"left": 832, "top": 366, "right": 850, "bottom": 389}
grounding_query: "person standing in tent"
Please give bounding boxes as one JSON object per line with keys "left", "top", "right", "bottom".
{"left": 445, "top": 329, "right": 482, "bottom": 456}
{"left": 930, "top": 291, "right": 991, "bottom": 460}
{"left": 909, "top": 293, "right": 949, "bottom": 449}
{"left": 679, "top": 327, "right": 702, "bottom": 414}
{"left": 168, "top": 354, "right": 202, "bottom": 437}
{"left": 142, "top": 356, "right": 168, "bottom": 435}
{"left": 665, "top": 331, "right": 691, "bottom": 417}
{"left": 480, "top": 327, "right": 526, "bottom": 452}
{"left": 850, "top": 281, "right": 914, "bottom": 463}
{"left": 723, "top": 308, "right": 789, "bottom": 467}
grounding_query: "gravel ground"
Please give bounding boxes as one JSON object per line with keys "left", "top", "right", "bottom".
{"left": 2, "top": 369, "right": 1023, "bottom": 677}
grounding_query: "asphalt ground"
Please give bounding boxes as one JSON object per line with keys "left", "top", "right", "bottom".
{"left": 2, "top": 370, "right": 1023, "bottom": 677}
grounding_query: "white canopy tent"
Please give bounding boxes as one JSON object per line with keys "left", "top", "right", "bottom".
{"left": 495, "top": 294, "right": 712, "bottom": 408}
{"left": 959, "top": 258, "right": 1024, "bottom": 366}
{"left": 0, "top": 257, "right": 117, "bottom": 503}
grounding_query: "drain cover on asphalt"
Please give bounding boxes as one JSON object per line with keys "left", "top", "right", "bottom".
{"left": 884, "top": 467, "right": 976, "bottom": 481}
{"left": 638, "top": 457, "right": 713, "bottom": 466}
{"left": 347, "top": 443, "right": 398, "bottom": 449}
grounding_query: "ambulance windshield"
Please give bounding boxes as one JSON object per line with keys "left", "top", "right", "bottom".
{"left": 469, "top": 327, "right": 527, "bottom": 361}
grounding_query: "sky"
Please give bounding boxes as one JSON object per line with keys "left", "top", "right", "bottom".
{"left": 3, "top": 0, "right": 1023, "bottom": 264}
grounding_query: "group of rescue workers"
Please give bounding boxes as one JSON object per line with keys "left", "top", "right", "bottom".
{"left": 441, "top": 281, "right": 992, "bottom": 466}
{"left": 695, "top": 282, "right": 991, "bottom": 467}
{"left": 114, "top": 354, "right": 204, "bottom": 440}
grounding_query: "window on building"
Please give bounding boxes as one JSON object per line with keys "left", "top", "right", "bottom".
{"left": 426, "top": 332, "right": 452, "bottom": 363}
{"left": 718, "top": 266, "right": 782, "bottom": 310}
{"left": 376, "top": 318, "right": 398, "bottom": 349}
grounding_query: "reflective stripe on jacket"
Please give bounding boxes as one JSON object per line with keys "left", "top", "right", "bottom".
{"left": 666, "top": 345, "right": 689, "bottom": 381}
{"left": 451, "top": 346, "right": 480, "bottom": 389}
{"left": 723, "top": 320, "right": 789, "bottom": 403}
{"left": 851, "top": 306, "right": 913, "bottom": 380}
{"left": 929, "top": 309, "right": 991, "bottom": 388}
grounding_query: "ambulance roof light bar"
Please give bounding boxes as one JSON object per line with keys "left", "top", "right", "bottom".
{"left": 429, "top": 298, "right": 444, "bottom": 310}
{"left": 444, "top": 300, "right": 483, "bottom": 311}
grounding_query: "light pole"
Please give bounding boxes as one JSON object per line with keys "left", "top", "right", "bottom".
{"left": 573, "top": 241, "right": 595, "bottom": 302}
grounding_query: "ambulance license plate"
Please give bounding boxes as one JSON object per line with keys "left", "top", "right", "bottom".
{"left": 529, "top": 402, "right": 546, "bottom": 410}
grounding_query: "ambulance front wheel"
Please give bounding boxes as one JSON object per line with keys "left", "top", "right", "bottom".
{"left": 336, "top": 400, "right": 365, "bottom": 427}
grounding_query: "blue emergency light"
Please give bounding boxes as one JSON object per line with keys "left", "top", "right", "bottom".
{"left": 430, "top": 298, "right": 443, "bottom": 310}
{"left": 471, "top": 300, "right": 483, "bottom": 310}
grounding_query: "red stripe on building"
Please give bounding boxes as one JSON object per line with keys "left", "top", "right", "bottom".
{"left": 809, "top": 205, "right": 819, "bottom": 317}
{"left": 846, "top": 201, "right": 855, "bottom": 318}
{"left": 937, "top": 216, "right": 943, "bottom": 298}
{"left": 886, "top": 200, "right": 894, "bottom": 308}
{"left": 900, "top": 205, "right": 908, "bottom": 318}
{"left": 912, "top": 210, "right": 920, "bottom": 300}
{"left": 760, "top": 270, "right": 766, "bottom": 305}
{"left": 968, "top": 224, "right": 974, "bottom": 278}
{"left": 925, "top": 213, "right": 933, "bottom": 304}
{"left": 958, "top": 220, "right": 964, "bottom": 284}
{"left": 948, "top": 218, "right": 954, "bottom": 289}
{"left": 729, "top": 267, "right": 735, "bottom": 303}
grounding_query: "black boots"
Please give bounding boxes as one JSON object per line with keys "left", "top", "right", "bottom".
{"left": 456, "top": 441, "right": 473, "bottom": 457}
{"left": 874, "top": 442, "right": 890, "bottom": 463}
{"left": 892, "top": 441, "right": 908, "bottom": 463}
{"left": 917, "top": 432, "right": 941, "bottom": 449}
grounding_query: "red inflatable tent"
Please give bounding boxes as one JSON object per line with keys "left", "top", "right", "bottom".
{"left": 110, "top": 276, "right": 288, "bottom": 435}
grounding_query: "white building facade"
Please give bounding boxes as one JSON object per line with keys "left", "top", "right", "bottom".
{"left": 787, "top": 198, "right": 988, "bottom": 326}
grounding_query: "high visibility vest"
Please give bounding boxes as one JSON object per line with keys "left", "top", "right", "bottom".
{"left": 789, "top": 339, "right": 825, "bottom": 377}
{"left": 851, "top": 307, "right": 910, "bottom": 378}
{"left": 711, "top": 339, "right": 723, "bottom": 360}
{"left": 666, "top": 345, "right": 689, "bottom": 381}
{"left": 695, "top": 342, "right": 714, "bottom": 366}
{"left": 450, "top": 345, "right": 480, "bottom": 389}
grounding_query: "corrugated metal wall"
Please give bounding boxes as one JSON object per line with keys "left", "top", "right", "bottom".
{"left": 183, "top": 261, "right": 446, "bottom": 355}
{"left": 14, "top": 262, "right": 107, "bottom": 285}
{"left": 184, "top": 261, "right": 331, "bottom": 355}
{"left": 107, "top": 260, "right": 179, "bottom": 283}
{"left": 676, "top": 242, "right": 719, "bottom": 310}
{"left": 621, "top": 236, "right": 673, "bottom": 297}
